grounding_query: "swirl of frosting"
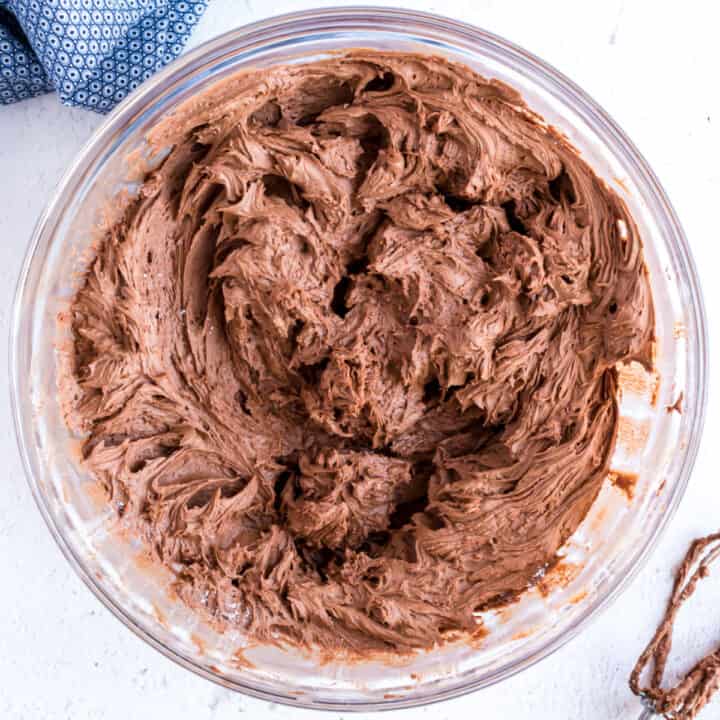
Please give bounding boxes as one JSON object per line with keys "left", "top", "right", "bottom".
{"left": 61, "top": 51, "right": 654, "bottom": 654}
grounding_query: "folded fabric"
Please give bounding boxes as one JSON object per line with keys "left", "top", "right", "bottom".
{"left": 0, "top": 0, "right": 207, "bottom": 112}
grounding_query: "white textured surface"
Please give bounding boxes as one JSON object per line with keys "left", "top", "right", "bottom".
{"left": 1, "top": 2, "right": 719, "bottom": 718}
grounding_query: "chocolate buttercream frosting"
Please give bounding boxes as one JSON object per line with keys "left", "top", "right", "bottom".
{"left": 631, "top": 533, "right": 720, "bottom": 720}
{"left": 60, "top": 51, "right": 654, "bottom": 654}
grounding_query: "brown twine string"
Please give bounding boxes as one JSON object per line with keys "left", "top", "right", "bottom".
{"left": 630, "top": 532, "right": 720, "bottom": 719}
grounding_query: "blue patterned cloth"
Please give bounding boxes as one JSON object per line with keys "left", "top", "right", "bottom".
{"left": 0, "top": 0, "right": 206, "bottom": 112}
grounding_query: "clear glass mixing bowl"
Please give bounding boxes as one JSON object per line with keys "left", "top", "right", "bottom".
{"left": 10, "top": 7, "right": 708, "bottom": 711}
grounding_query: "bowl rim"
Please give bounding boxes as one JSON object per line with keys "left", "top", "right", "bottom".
{"left": 10, "top": 5, "right": 709, "bottom": 712}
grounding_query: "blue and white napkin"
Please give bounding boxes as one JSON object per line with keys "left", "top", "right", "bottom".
{"left": 0, "top": 0, "right": 207, "bottom": 112}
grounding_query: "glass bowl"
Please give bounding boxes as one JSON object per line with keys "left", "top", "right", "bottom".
{"left": 10, "top": 6, "right": 708, "bottom": 711}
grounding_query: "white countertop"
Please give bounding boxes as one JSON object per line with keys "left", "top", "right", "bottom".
{"left": 1, "top": 1, "right": 719, "bottom": 718}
